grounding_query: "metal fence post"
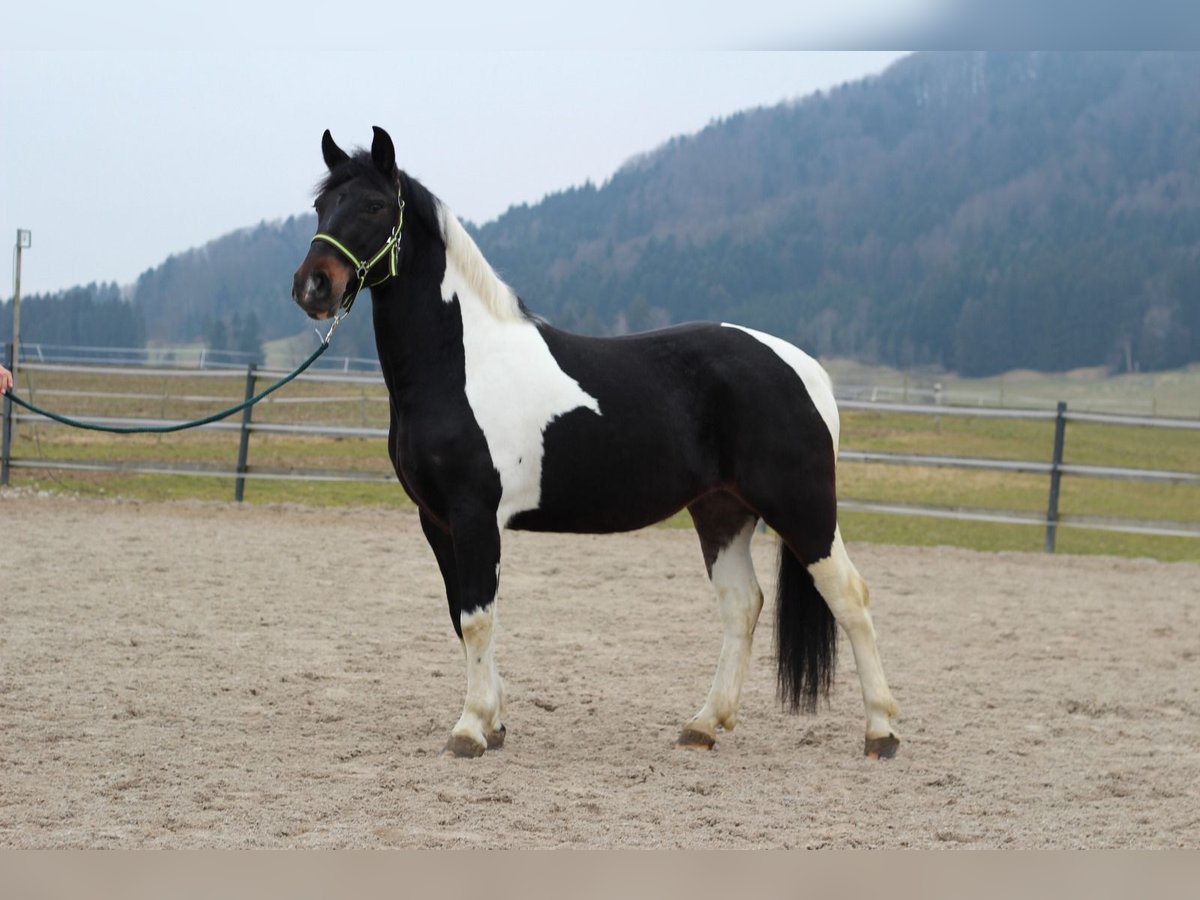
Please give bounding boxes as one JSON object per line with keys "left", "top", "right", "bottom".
{"left": 1, "top": 343, "right": 13, "bottom": 486}
{"left": 234, "top": 363, "right": 257, "bottom": 502}
{"left": 1043, "top": 400, "right": 1068, "bottom": 553}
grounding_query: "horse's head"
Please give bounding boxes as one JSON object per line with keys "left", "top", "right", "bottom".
{"left": 292, "top": 126, "right": 403, "bottom": 321}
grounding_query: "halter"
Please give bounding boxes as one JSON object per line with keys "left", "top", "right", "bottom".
{"left": 309, "top": 191, "right": 405, "bottom": 343}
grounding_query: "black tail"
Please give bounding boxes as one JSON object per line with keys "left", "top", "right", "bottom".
{"left": 775, "top": 542, "right": 838, "bottom": 713}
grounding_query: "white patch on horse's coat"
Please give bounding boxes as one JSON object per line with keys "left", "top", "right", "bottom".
{"left": 688, "top": 520, "right": 764, "bottom": 737}
{"left": 720, "top": 323, "right": 840, "bottom": 453}
{"left": 437, "top": 205, "right": 525, "bottom": 323}
{"left": 806, "top": 527, "right": 899, "bottom": 742}
{"left": 452, "top": 603, "right": 505, "bottom": 748}
{"left": 437, "top": 202, "right": 601, "bottom": 528}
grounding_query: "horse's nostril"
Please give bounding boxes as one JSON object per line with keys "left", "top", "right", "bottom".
{"left": 291, "top": 270, "right": 307, "bottom": 302}
{"left": 294, "top": 268, "right": 330, "bottom": 306}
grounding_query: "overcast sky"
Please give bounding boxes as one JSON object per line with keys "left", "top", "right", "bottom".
{"left": 1, "top": 3, "right": 917, "bottom": 296}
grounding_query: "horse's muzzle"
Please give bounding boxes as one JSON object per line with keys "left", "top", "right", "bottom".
{"left": 292, "top": 252, "right": 350, "bottom": 321}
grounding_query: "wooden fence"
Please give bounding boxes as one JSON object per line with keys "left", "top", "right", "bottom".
{"left": 3, "top": 359, "right": 1198, "bottom": 552}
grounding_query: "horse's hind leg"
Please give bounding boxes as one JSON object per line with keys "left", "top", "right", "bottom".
{"left": 677, "top": 492, "right": 763, "bottom": 750}
{"left": 802, "top": 527, "right": 900, "bottom": 758}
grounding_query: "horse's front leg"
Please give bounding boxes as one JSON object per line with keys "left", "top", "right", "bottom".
{"left": 443, "top": 516, "right": 506, "bottom": 758}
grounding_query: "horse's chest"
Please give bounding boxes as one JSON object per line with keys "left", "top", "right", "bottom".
{"left": 458, "top": 329, "right": 600, "bottom": 526}
{"left": 392, "top": 315, "right": 601, "bottom": 528}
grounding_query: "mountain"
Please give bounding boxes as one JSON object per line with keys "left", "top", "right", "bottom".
{"left": 0, "top": 282, "right": 145, "bottom": 352}
{"left": 131, "top": 215, "right": 319, "bottom": 346}
{"left": 17, "top": 52, "right": 1200, "bottom": 376}
{"left": 472, "top": 51, "right": 1200, "bottom": 376}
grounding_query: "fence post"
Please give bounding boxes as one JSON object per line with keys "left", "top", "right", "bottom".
{"left": 1, "top": 343, "right": 13, "bottom": 486}
{"left": 234, "top": 363, "right": 257, "bottom": 502}
{"left": 1043, "top": 400, "right": 1067, "bottom": 553}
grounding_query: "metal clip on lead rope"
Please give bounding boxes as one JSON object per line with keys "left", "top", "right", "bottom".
{"left": 318, "top": 313, "right": 343, "bottom": 346}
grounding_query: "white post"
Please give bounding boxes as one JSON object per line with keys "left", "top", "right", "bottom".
{"left": 11, "top": 230, "right": 31, "bottom": 376}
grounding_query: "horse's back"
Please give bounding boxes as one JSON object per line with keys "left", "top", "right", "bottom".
{"left": 538, "top": 320, "right": 836, "bottom": 448}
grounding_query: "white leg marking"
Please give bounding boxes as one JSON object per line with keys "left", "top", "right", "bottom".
{"left": 688, "top": 521, "right": 764, "bottom": 738}
{"left": 807, "top": 528, "right": 899, "bottom": 741}
{"left": 450, "top": 602, "right": 505, "bottom": 750}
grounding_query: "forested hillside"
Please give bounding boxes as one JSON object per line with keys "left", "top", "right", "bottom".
{"left": 0, "top": 283, "right": 145, "bottom": 352}
{"left": 12, "top": 52, "right": 1199, "bottom": 376}
{"left": 473, "top": 51, "right": 1200, "bottom": 375}
{"left": 131, "top": 215, "right": 319, "bottom": 348}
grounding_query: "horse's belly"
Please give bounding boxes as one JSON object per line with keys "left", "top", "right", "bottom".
{"left": 506, "top": 491, "right": 689, "bottom": 534}
{"left": 504, "top": 409, "right": 709, "bottom": 534}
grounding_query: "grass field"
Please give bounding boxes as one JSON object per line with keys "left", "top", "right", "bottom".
{"left": 824, "top": 357, "right": 1200, "bottom": 419}
{"left": 836, "top": 406, "right": 1200, "bottom": 561}
{"left": 4, "top": 361, "right": 1198, "bottom": 562}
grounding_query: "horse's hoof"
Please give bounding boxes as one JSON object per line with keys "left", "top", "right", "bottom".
{"left": 486, "top": 724, "right": 507, "bottom": 750}
{"left": 675, "top": 728, "right": 716, "bottom": 751}
{"left": 443, "top": 733, "right": 487, "bottom": 758}
{"left": 864, "top": 734, "right": 900, "bottom": 760}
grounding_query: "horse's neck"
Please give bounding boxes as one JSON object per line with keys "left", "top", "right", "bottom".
{"left": 441, "top": 251, "right": 527, "bottom": 349}
{"left": 437, "top": 210, "right": 525, "bottom": 327}
{"left": 370, "top": 238, "right": 527, "bottom": 401}
{"left": 369, "top": 273, "right": 454, "bottom": 403}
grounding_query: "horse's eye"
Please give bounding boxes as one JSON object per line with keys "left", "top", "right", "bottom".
{"left": 366, "top": 202, "right": 385, "bottom": 214}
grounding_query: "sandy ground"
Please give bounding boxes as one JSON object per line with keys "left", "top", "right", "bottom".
{"left": 1, "top": 490, "right": 1198, "bottom": 848}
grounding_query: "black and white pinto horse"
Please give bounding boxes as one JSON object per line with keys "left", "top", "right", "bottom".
{"left": 292, "top": 127, "right": 900, "bottom": 759}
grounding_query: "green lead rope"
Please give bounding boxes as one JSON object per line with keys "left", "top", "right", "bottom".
{"left": 3, "top": 340, "right": 330, "bottom": 435}
{"left": 4, "top": 195, "right": 402, "bottom": 436}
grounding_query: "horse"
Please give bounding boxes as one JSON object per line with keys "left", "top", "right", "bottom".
{"left": 292, "top": 127, "right": 900, "bottom": 759}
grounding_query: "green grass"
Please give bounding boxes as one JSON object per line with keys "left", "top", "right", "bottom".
{"left": 5, "top": 362, "right": 1199, "bottom": 562}
{"left": 843, "top": 410, "right": 1051, "bottom": 461}
{"left": 834, "top": 406, "right": 1200, "bottom": 561}
{"left": 842, "top": 408, "right": 1200, "bottom": 473}
{"left": 839, "top": 510, "right": 1046, "bottom": 554}
{"left": 839, "top": 412, "right": 1200, "bottom": 523}
{"left": 825, "top": 357, "right": 1200, "bottom": 419}
{"left": 837, "top": 510, "right": 1200, "bottom": 562}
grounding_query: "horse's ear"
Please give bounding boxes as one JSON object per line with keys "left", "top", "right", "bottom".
{"left": 321, "top": 130, "right": 350, "bottom": 171}
{"left": 371, "top": 126, "right": 397, "bottom": 177}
